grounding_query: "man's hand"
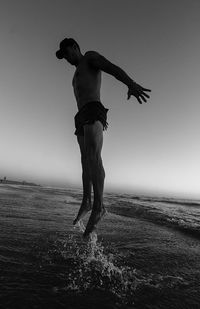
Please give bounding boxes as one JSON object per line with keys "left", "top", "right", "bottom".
{"left": 127, "top": 82, "right": 151, "bottom": 104}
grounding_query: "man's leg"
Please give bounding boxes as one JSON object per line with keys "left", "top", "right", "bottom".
{"left": 73, "top": 135, "right": 92, "bottom": 225}
{"left": 83, "top": 121, "right": 106, "bottom": 237}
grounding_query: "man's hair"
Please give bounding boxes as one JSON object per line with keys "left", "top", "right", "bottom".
{"left": 56, "top": 38, "right": 80, "bottom": 59}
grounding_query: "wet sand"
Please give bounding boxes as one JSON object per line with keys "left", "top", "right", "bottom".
{"left": 0, "top": 185, "right": 200, "bottom": 308}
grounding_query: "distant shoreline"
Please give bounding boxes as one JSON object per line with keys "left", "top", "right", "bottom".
{"left": 0, "top": 179, "right": 40, "bottom": 187}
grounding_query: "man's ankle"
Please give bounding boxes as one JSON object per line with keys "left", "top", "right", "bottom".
{"left": 93, "top": 204, "right": 104, "bottom": 212}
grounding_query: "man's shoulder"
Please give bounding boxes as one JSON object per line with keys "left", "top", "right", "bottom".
{"left": 84, "top": 50, "right": 102, "bottom": 59}
{"left": 84, "top": 51, "right": 112, "bottom": 72}
{"left": 83, "top": 51, "right": 102, "bottom": 70}
{"left": 84, "top": 50, "right": 101, "bottom": 64}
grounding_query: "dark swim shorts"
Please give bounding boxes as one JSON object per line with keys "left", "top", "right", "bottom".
{"left": 74, "top": 101, "right": 109, "bottom": 136}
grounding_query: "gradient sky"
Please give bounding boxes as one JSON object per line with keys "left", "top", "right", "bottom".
{"left": 0, "top": 0, "right": 200, "bottom": 198}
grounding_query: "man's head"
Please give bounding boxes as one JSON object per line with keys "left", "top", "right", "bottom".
{"left": 56, "top": 38, "right": 82, "bottom": 66}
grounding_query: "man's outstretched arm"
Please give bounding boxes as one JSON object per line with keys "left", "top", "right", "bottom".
{"left": 88, "top": 51, "right": 151, "bottom": 104}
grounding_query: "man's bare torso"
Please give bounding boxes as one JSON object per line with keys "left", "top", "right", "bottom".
{"left": 72, "top": 52, "right": 101, "bottom": 110}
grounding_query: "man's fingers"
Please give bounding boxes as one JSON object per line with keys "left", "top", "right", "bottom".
{"left": 137, "top": 96, "right": 142, "bottom": 104}
{"left": 127, "top": 89, "right": 131, "bottom": 100}
{"left": 140, "top": 94, "right": 147, "bottom": 103}
{"left": 127, "top": 87, "right": 150, "bottom": 103}
{"left": 142, "top": 87, "right": 151, "bottom": 92}
{"left": 142, "top": 92, "right": 150, "bottom": 98}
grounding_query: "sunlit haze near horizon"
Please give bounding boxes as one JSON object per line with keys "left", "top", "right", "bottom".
{"left": 1, "top": 0, "right": 200, "bottom": 198}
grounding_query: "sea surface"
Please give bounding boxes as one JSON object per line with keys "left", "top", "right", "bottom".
{"left": 0, "top": 184, "right": 200, "bottom": 309}
{"left": 107, "top": 193, "right": 200, "bottom": 239}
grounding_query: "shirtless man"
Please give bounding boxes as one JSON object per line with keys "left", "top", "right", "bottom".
{"left": 56, "top": 38, "right": 151, "bottom": 238}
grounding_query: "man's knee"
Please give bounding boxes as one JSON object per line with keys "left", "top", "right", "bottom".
{"left": 81, "top": 154, "right": 90, "bottom": 175}
{"left": 85, "top": 140, "right": 102, "bottom": 159}
{"left": 80, "top": 147, "right": 101, "bottom": 176}
{"left": 81, "top": 153, "right": 87, "bottom": 166}
{"left": 86, "top": 151, "right": 105, "bottom": 177}
{"left": 86, "top": 148, "right": 101, "bottom": 165}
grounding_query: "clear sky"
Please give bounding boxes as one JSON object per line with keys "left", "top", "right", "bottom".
{"left": 0, "top": 0, "right": 200, "bottom": 198}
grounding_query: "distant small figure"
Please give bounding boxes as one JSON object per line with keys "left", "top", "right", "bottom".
{"left": 56, "top": 38, "right": 151, "bottom": 238}
{"left": 3, "top": 176, "right": 6, "bottom": 182}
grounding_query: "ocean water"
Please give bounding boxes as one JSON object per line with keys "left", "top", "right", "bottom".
{"left": 107, "top": 194, "right": 200, "bottom": 239}
{"left": 0, "top": 184, "right": 200, "bottom": 309}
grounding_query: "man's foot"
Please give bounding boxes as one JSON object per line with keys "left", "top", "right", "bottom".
{"left": 73, "top": 202, "right": 92, "bottom": 226}
{"left": 83, "top": 207, "right": 107, "bottom": 238}
{"left": 74, "top": 219, "right": 85, "bottom": 232}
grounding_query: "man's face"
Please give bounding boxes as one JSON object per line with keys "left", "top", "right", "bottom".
{"left": 63, "top": 45, "right": 78, "bottom": 65}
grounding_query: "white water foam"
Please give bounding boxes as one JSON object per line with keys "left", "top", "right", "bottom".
{"left": 44, "top": 223, "right": 187, "bottom": 305}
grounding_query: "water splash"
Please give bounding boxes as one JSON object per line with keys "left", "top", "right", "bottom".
{"left": 50, "top": 223, "right": 142, "bottom": 303}
{"left": 74, "top": 219, "right": 86, "bottom": 233}
{"left": 41, "top": 224, "right": 186, "bottom": 305}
